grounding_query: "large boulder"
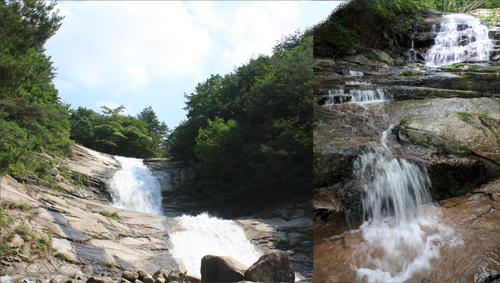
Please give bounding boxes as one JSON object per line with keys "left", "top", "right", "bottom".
{"left": 343, "top": 55, "right": 379, "bottom": 67}
{"left": 244, "top": 251, "right": 295, "bottom": 283}
{"left": 398, "top": 111, "right": 500, "bottom": 198}
{"left": 313, "top": 59, "right": 336, "bottom": 71}
{"left": 370, "top": 49, "right": 394, "bottom": 66}
{"left": 200, "top": 255, "right": 248, "bottom": 283}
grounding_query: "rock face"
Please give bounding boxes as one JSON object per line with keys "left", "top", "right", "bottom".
{"left": 0, "top": 174, "right": 178, "bottom": 276}
{"left": 200, "top": 255, "right": 248, "bottom": 283}
{"left": 244, "top": 251, "right": 295, "bottom": 283}
{"left": 142, "top": 158, "right": 196, "bottom": 216}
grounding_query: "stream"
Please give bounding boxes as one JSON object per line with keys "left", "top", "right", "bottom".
{"left": 109, "top": 156, "right": 261, "bottom": 277}
{"left": 314, "top": 11, "right": 500, "bottom": 283}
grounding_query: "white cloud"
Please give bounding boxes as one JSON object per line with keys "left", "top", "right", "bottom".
{"left": 51, "top": 1, "right": 215, "bottom": 93}
{"left": 221, "top": 2, "right": 301, "bottom": 68}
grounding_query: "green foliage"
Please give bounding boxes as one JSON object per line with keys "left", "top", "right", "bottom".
{"left": 170, "top": 33, "right": 312, "bottom": 217}
{"left": 53, "top": 184, "right": 68, "bottom": 194}
{"left": 72, "top": 171, "right": 90, "bottom": 187}
{"left": 96, "top": 210, "right": 119, "bottom": 221}
{"left": 69, "top": 105, "right": 169, "bottom": 158}
{"left": 55, "top": 252, "right": 69, "bottom": 261}
{"left": 0, "top": 207, "right": 14, "bottom": 229}
{"left": 313, "top": 0, "right": 426, "bottom": 56}
{"left": 402, "top": 70, "right": 414, "bottom": 76}
{"left": 0, "top": 0, "right": 74, "bottom": 176}
{"left": 9, "top": 202, "right": 32, "bottom": 212}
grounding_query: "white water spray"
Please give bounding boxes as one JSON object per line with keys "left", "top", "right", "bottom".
{"left": 325, "top": 89, "right": 390, "bottom": 105}
{"left": 353, "top": 126, "right": 455, "bottom": 282}
{"left": 109, "top": 157, "right": 261, "bottom": 277}
{"left": 109, "top": 156, "right": 163, "bottom": 215}
{"left": 355, "top": 126, "right": 431, "bottom": 226}
{"left": 343, "top": 70, "right": 364, "bottom": 77}
{"left": 169, "top": 213, "right": 261, "bottom": 277}
{"left": 426, "top": 13, "right": 491, "bottom": 66}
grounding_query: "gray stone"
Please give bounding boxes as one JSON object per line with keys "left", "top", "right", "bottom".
{"left": 142, "top": 275, "right": 154, "bottom": 283}
{"left": 244, "top": 251, "right": 295, "bottom": 283}
{"left": 85, "top": 278, "right": 113, "bottom": 283}
{"left": 168, "top": 263, "right": 188, "bottom": 282}
{"left": 370, "top": 49, "right": 394, "bottom": 66}
{"left": 200, "top": 255, "right": 248, "bottom": 283}
{"left": 137, "top": 271, "right": 148, "bottom": 281}
{"left": 122, "top": 272, "right": 139, "bottom": 282}
{"left": 313, "top": 59, "right": 336, "bottom": 71}
{"left": 343, "top": 54, "right": 374, "bottom": 66}
{"left": 153, "top": 268, "right": 169, "bottom": 279}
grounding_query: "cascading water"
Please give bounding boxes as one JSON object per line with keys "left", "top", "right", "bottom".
{"left": 109, "top": 156, "right": 163, "bottom": 215}
{"left": 326, "top": 88, "right": 390, "bottom": 105}
{"left": 109, "top": 156, "right": 261, "bottom": 277}
{"left": 355, "top": 126, "right": 431, "bottom": 226}
{"left": 169, "top": 213, "right": 261, "bottom": 277}
{"left": 343, "top": 69, "right": 364, "bottom": 77}
{"left": 426, "top": 13, "right": 492, "bottom": 66}
{"left": 352, "top": 126, "right": 455, "bottom": 282}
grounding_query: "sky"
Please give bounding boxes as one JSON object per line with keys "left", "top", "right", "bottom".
{"left": 45, "top": 1, "right": 344, "bottom": 129}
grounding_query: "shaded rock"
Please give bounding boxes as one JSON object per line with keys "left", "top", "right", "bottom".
{"left": 370, "top": 49, "right": 394, "bottom": 66}
{"left": 313, "top": 59, "right": 336, "bottom": 71}
{"left": 313, "top": 150, "right": 354, "bottom": 188}
{"left": 398, "top": 112, "right": 500, "bottom": 198}
{"left": 184, "top": 274, "right": 201, "bottom": 283}
{"left": 134, "top": 280, "right": 143, "bottom": 283}
{"left": 168, "top": 263, "right": 188, "bottom": 282}
{"left": 122, "top": 272, "right": 139, "bottom": 282}
{"left": 137, "top": 271, "right": 148, "bottom": 281}
{"left": 154, "top": 279, "right": 165, "bottom": 283}
{"left": 50, "top": 279, "right": 58, "bottom": 283}
{"left": 153, "top": 268, "right": 169, "bottom": 279}
{"left": 314, "top": 183, "right": 363, "bottom": 242}
{"left": 142, "top": 275, "right": 154, "bottom": 283}
{"left": 85, "top": 278, "right": 113, "bottom": 283}
{"left": 120, "top": 279, "right": 131, "bottom": 283}
{"left": 200, "top": 255, "right": 248, "bottom": 283}
{"left": 244, "top": 251, "right": 295, "bottom": 283}
{"left": 343, "top": 55, "right": 375, "bottom": 66}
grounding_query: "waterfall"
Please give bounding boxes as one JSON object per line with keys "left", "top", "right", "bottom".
{"left": 109, "top": 156, "right": 261, "bottom": 277}
{"left": 353, "top": 126, "right": 455, "bottom": 282}
{"left": 169, "top": 213, "right": 261, "bottom": 277}
{"left": 325, "top": 88, "right": 390, "bottom": 105}
{"left": 109, "top": 156, "right": 163, "bottom": 215}
{"left": 426, "top": 13, "right": 492, "bottom": 66}
{"left": 356, "top": 126, "right": 431, "bottom": 226}
{"left": 343, "top": 69, "right": 364, "bottom": 77}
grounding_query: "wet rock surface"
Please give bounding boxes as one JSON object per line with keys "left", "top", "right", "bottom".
{"left": 314, "top": 178, "right": 500, "bottom": 283}
{"left": 314, "top": 28, "right": 500, "bottom": 280}
{"left": 1, "top": 145, "right": 313, "bottom": 282}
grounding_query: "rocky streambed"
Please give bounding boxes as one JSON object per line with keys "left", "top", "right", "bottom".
{"left": 313, "top": 43, "right": 500, "bottom": 281}
{"left": 0, "top": 144, "right": 313, "bottom": 282}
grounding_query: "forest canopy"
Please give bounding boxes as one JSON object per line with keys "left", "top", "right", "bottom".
{"left": 1, "top": 0, "right": 312, "bottom": 217}
{"left": 168, "top": 30, "right": 313, "bottom": 217}
{"left": 0, "top": 0, "right": 169, "bottom": 177}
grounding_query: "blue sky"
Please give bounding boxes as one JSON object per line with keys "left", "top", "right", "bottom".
{"left": 45, "top": 1, "right": 344, "bottom": 129}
